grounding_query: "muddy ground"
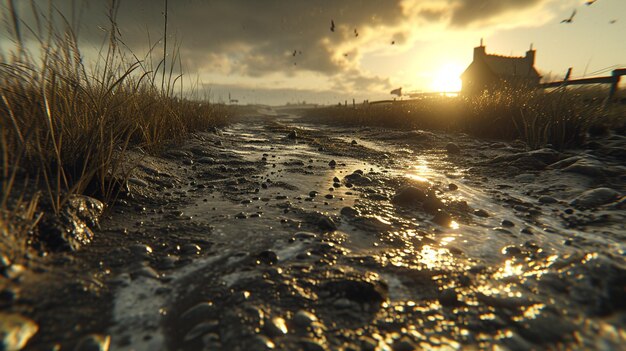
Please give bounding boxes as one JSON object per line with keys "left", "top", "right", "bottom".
{"left": 1, "top": 110, "right": 625, "bottom": 351}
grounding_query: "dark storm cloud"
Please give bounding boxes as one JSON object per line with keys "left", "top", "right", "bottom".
{"left": 6, "top": 0, "right": 550, "bottom": 91}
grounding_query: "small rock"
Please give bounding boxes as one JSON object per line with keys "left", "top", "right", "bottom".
{"left": 256, "top": 250, "right": 278, "bottom": 265}
{"left": 308, "top": 191, "right": 318, "bottom": 198}
{"left": 438, "top": 289, "right": 460, "bottom": 307}
{"left": 501, "top": 219, "right": 515, "bottom": 227}
{"left": 344, "top": 173, "right": 371, "bottom": 185}
{"left": 328, "top": 160, "right": 337, "bottom": 167}
{"left": 292, "top": 310, "right": 318, "bottom": 329}
{"left": 340, "top": 207, "right": 360, "bottom": 218}
{"left": 473, "top": 209, "right": 490, "bottom": 218}
{"left": 538, "top": 195, "right": 558, "bottom": 204}
{"left": 264, "top": 317, "right": 288, "bottom": 337}
{"left": 448, "top": 183, "right": 458, "bottom": 191}
{"left": 445, "top": 143, "right": 461, "bottom": 154}
{"left": 128, "top": 177, "right": 148, "bottom": 187}
{"left": 502, "top": 245, "right": 522, "bottom": 256}
{"left": 562, "top": 158, "right": 606, "bottom": 177}
{"left": 570, "top": 188, "right": 620, "bottom": 208}
{"left": 0, "top": 313, "right": 38, "bottom": 351}
{"left": 74, "top": 334, "right": 110, "bottom": 351}
{"left": 391, "top": 187, "right": 426, "bottom": 206}
{"left": 129, "top": 244, "right": 153, "bottom": 258}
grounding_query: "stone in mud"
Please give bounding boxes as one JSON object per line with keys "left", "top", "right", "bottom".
{"left": 445, "top": 143, "right": 461, "bottom": 154}
{"left": 292, "top": 310, "right": 318, "bottom": 329}
{"left": 438, "top": 289, "right": 460, "bottom": 307}
{"left": 127, "top": 177, "right": 148, "bottom": 187}
{"left": 293, "top": 232, "right": 317, "bottom": 240}
{"left": 0, "top": 313, "right": 38, "bottom": 351}
{"left": 264, "top": 317, "right": 288, "bottom": 337}
{"left": 328, "top": 160, "right": 337, "bottom": 167}
{"left": 448, "top": 183, "right": 458, "bottom": 191}
{"left": 37, "top": 195, "right": 104, "bottom": 251}
{"left": 344, "top": 173, "right": 372, "bottom": 185}
{"left": 391, "top": 187, "right": 426, "bottom": 207}
{"left": 562, "top": 157, "right": 606, "bottom": 177}
{"left": 73, "top": 334, "right": 111, "bottom": 351}
{"left": 538, "top": 195, "right": 558, "bottom": 204}
{"left": 392, "top": 336, "right": 417, "bottom": 351}
{"left": 256, "top": 250, "right": 278, "bottom": 265}
{"left": 570, "top": 188, "right": 620, "bottom": 208}
{"left": 340, "top": 206, "right": 360, "bottom": 218}
{"left": 473, "top": 209, "right": 490, "bottom": 218}
{"left": 431, "top": 210, "right": 452, "bottom": 226}
{"left": 501, "top": 219, "right": 515, "bottom": 227}
{"left": 316, "top": 215, "right": 337, "bottom": 231}
{"left": 321, "top": 278, "right": 388, "bottom": 309}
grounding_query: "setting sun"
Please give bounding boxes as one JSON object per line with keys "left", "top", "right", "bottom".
{"left": 431, "top": 63, "right": 464, "bottom": 93}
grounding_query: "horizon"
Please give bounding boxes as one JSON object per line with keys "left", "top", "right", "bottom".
{"left": 1, "top": 0, "right": 625, "bottom": 105}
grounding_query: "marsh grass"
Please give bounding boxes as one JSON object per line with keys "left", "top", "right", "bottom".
{"left": 0, "top": 2, "right": 229, "bottom": 257}
{"left": 304, "top": 86, "right": 621, "bottom": 150}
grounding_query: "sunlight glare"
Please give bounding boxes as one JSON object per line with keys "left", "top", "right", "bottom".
{"left": 431, "top": 63, "right": 463, "bottom": 93}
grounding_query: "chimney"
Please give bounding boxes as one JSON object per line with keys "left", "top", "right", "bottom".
{"left": 525, "top": 43, "right": 536, "bottom": 66}
{"left": 473, "top": 38, "right": 486, "bottom": 61}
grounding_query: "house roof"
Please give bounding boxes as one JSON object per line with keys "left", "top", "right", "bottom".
{"left": 482, "top": 54, "right": 540, "bottom": 78}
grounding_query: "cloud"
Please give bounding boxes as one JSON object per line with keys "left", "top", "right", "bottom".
{"left": 6, "top": 0, "right": 557, "bottom": 100}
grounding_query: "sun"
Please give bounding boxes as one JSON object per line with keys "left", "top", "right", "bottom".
{"left": 431, "top": 63, "right": 464, "bottom": 93}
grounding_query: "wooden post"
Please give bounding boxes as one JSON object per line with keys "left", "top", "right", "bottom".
{"left": 608, "top": 69, "right": 626, "bottom": 100}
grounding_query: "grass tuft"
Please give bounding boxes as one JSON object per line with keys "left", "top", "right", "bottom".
{"left": 1, "top": 2, "right": 230, "bottom": 257}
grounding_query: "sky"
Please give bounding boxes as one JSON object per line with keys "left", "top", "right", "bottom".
{"left": 2, "top": 0, "right": 625, "bottom": 105}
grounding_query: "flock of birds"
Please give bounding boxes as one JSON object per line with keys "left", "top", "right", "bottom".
{"left": 561, "top": 0, "right": 618, "bottom": 24}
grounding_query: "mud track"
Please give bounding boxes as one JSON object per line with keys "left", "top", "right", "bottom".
{"left": 9, "top": 111, "right": 626, "bottom": 350}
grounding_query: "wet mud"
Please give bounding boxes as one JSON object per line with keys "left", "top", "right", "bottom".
{"left": 4, "top": 111, "right": 625, "bottom": 350}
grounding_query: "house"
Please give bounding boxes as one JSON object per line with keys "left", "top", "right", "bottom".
{"left": 461, "top": 41, "right": 541, "bottom": 95}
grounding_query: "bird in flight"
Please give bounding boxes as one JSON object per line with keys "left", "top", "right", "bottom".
{"left": 354, "top": 28, "right": 359, "bottom": 37}
{"left": 585, "top": 0, "right": 597, "bottom": 5}
{"left": 391, "top": 40, "right": 395, "bottom": 45}
{"left": 292, "top": 50, "right": 297, "bottom": 57}
{"left": 561, "top": 9, "right": 576, "bottom": 23}
{"left": 609, "top": 19, "right": 617, "bottom": 24}
{"left": 330, "top": 20, "right": 335, "bottom": 32}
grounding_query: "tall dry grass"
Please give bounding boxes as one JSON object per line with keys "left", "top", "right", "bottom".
{"left": 0, "top": 2, "right": 230, "bottom": 257}
{"left": 303, "top": 86, "right": 620, "bottom": 150}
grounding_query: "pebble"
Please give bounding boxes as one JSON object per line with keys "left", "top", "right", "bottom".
{"left": 438, "top": 289, "right": 460, "bottom": 307}
{"left": 445, "top": 143, "right": 461, "bottom": 154}
{"left": 570, "top": 187, "right": 620, "bottom": 208}
{"left": 501, "top": 219, "right": 515, "bottom": 227}
{"left": 292, "top": 310, "right": 318, "bottom": 329}
{"left": 473, "top": 209, "right": 490, "bottom": 217}
{"left": 73, "top": 334, "right": 110, "bottom": 351}
{"left": 340, "top": 206, "right": 360, "bottom": 218}
{"left": 538, "top": 195, "right": 558, "bottom": 204}
{"left": 129, "top": 244, "right": 153, "bottom": 258}
{"left": 391, "top": 187, "right": 426, "bottom": 206}
{"left": 328, "top": 160, "right": 337, "bottom": 167}
{"left": 308, "top": 191, "right": 318, "bottom": 198}
{"left": 264, "top": 317, "right": 288, "bottom": 337}
{"left": 0, "top": 313, "right": 38, "bottom": 351}
{"left": 448, "top": 183, "right": 458, "bottom": 191}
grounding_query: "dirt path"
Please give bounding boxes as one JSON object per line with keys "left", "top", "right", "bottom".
{"left": 7, "top": 111, "right": 626, "bottom": 350}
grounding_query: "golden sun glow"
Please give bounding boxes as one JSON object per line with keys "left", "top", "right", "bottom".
{"left": 431, "top": 63, "right": 464, "bottom": 93}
